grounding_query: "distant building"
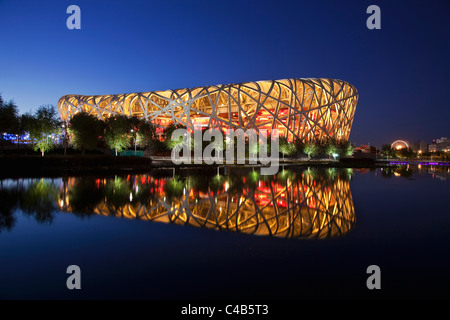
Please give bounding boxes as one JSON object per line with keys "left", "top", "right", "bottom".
{"left": 419, "top": 141, "right": 428, "bottom": 153}
{"left": 437, "top": 137, "right": 448, "bottom": 144}
{"left": 410, "top": 142, "right": 419, "bottom": 152}
{"left": 353, "top": 144, "right": 377, "bottom": 159}
{"left": 429, "top": 137, "right": 450, "bottom": 152}
{"left": 410, "top": 141, "right": 427, "bottom": 153}
{"left": 355, "top": 144, "right": 370, "bottom": 152}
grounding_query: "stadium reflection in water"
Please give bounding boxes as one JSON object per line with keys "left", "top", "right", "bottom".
{"left": 55, "top": 168, "right": 355, "bottom": 239}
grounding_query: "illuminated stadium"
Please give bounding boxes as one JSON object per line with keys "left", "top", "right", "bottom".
{"left": 58, "top": 78, "right": 358, "bottom": 143}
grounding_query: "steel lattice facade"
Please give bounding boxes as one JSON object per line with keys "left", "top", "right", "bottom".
{"left": 58, "top": 78, "right": 358, "bottom": 143}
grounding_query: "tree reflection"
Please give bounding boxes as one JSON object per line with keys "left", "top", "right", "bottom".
{"left": 228, "top": 175, "right": 245, "bottom": 193}
{"left": 68, "top": 177, "right": 105, "bottom": 217}
{"left": 0, "top": 187, "right": 20, "bottom": 232}
{"left": 105, "top": 177, "right": 131, "bottom": 210}
{"left": 209, "top": 174, "right": 226, "bottom": 194}
{"left": 278, "top": 169, "right": 294, "bottom": 182}
{"left": 20, "top": 179, "right": 58, "bottom": 224}
{"left": 247, "top": 170, "right": 260, "bottom": 190}
{"left": 163, "top": 176, "right": 185, "bottom": 201}
{"left": 133, "top": 180, "right": 158, "bottom": 205}
{"left": 187, "top": 175, "right": 208, "bottom": 193}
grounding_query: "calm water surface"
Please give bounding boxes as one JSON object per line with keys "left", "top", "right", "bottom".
{"left": 0, "top": 165, "right": 449, "bottom": 299}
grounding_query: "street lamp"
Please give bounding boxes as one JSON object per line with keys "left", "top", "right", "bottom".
{"left": 131, "top": 128, "right": 137, "bottom": 155}
{"left": 62, "top": 123, "right": 68, "bottom": 156}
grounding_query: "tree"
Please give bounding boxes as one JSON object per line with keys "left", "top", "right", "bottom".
{"left": 304, "top": 142, "right": 319, "bottom": 159}
{"left": 0, "top": 98, "right": 20, "bottom": 133}
{"left": 324, "top": 139, "right": 339, "bottom": 159}
{"left": 68, "top": 112, "right": 104, "bottom": 155}
{"left": 396, "top": 147, "right": 416, "bottom": 159}
{"left": 381, "top": 144, "right": 395, "bottom": 159}
{"left": 128, "top": 117, "right": 158, "bottom": 152}
{"left": 338, "top": 140, "right": 354, "bottom": 157}
{"left": 279, "top": 137, "right": 296, "bottom": 159}
{"left": 136, "top": 120, "right": 157, "bottom": 149}
{"left": 20, "top": 113, "right": 35, "bottom": 137}
{"left": 104, "top": 115, "right": 131, "bottom": 156}
{"left": 18, "top": 114, "right": 30, "bottom": 147}
{"left": 294, "top": 139, "right": 305, "bottom": 157}
{"left": 24, "top": 105, "right": 60, "bottom": 156}
{"left": 164, "top": 123, "right": 188, "bottom": 151}
{"left": 0, "top": 98, "right": 20, "bottom": 152}
{"left": 127, "top": 116, "right": 140, "bottom": 155}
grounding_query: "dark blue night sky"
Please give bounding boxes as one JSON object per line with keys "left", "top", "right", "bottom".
{"left": 0, "top": 0, "right": 449, "bottom": 147}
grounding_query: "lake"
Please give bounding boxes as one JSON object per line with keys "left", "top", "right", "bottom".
{"left": 1, "top": 164, "right": 449, "bottom": 300}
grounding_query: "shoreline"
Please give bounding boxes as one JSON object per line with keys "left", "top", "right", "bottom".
{"left": 1, "top": 154, "right": 447, "bottom": 179}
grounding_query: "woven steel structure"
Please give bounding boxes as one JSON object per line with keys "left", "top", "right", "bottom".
{"left": 58, "top": 78, "right": 358, "bottom": 143}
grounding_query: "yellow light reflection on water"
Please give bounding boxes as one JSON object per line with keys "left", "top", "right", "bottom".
{"left": 57, "top": 171, "right": 356, "bottom": 240}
